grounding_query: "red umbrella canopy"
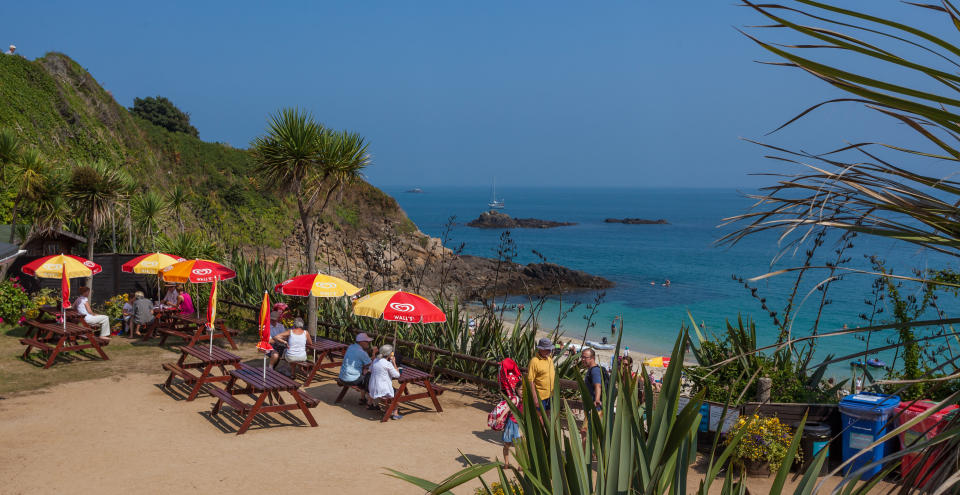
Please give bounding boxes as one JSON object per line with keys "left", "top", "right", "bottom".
{"left": 22, "top": 254, "right": 102, "bottom": 278}
{"left": 161, "top": 259, "right": 236, "bottom": 283}
{"left": 353, "top": 290, "right": 447, "bottom": 324}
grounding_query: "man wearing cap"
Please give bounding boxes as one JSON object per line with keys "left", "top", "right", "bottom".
{"left": 267, "top": 311, "right": 288, "bottom": 368}
{"left": 528, "top": 338, "right": 557, "bottom": 411}
{"left": 4, "top": 45, "right": 15, "bottom": 55}
{"left": 339, "top": 333, "right": 376, "bottom": 405}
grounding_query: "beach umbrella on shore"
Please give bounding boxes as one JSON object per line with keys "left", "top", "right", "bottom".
{"left": 22, "top": 254, "right": 102, "bottom": 330}
{"left": 121, "top": 252, "right": 186, "bottom": 299}
{"left": 162, "top": 259, "right": 235, "bottom": 352}
{"left": 353, "top": 290, "right": 446, "bottom": 346}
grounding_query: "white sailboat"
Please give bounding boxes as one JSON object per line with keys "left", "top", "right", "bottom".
{"left": 488, "top": 178, "right": 505, "bottom": 209}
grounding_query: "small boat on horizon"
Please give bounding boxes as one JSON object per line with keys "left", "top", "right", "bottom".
{"left": 405, "top": 187, "right": 424, "bottom": 193}
{"left": 488, "top": 178, "right": 505, "bottom": 209}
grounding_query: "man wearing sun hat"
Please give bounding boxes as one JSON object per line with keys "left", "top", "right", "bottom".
{"left": 339, "top": 332, "right": 376, "bottom": 405}
{"left": 3, "top": 45, "right": 15, "bottom": 55}
{"left": 528, "top": 337, "right": 557, "bottom": 411}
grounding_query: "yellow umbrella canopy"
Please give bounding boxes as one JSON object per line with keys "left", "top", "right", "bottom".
{"left": 21, "top": 254, "right": 102, "bottom": 278}
{"left": 121, "top": 252, "right": 186, "bottom": 274}
{"left": 274, "top": 273, "right": 362, "bottom": 298}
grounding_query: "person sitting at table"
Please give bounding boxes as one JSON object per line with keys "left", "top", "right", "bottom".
{"left": 132, "top": 291, "right": 154, "bottom": 336}
{"left": 122, "top": 293, "right": 135, "bottom": 336}
{"left": 339, "top": 332, "right": 376, "bottom": 405}
{"left": 160, "top": 283, "right": 179, "bottom": 308}
{"left": 368, "top": 344, "right": 402, "bottom": 420}
{"left": 267, "top": 311, "right": 288, "bottom": 368}
{"left": 74, "top": 286, "right": 111, "bottom": 340}
{"left": 272, "top": 317, "right": 312, "bottom": 372}
{"left": 176, "top": 284, "right": 194, "bottom": 316}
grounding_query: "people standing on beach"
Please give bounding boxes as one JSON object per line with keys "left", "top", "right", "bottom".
{"left": 75, "top": 286, "right": 111, "bottom": 339}
{"left": 498, "top": 357, "right": 523, "bottom": 469}
{"left": 528, "top": 338, "right": 556, "bottom": 411}
{"left": 579, "top": 348, "right": 604, "bottom": 448}
{"left": 610, "top": 317, "right": 617, "bottom": 335}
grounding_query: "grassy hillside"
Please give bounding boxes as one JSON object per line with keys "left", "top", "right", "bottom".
{"left": 0, "top": 52, "right": 414, "bottom": 253}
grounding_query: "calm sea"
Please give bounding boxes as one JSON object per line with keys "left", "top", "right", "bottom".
{"left": 386, "top": 186, "right": 959, "bottom": 374}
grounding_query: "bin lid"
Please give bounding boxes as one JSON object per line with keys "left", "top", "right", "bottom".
{"left": 801, "top": 422, "right": 833, "bottom": 435}
{"left": 840, "top": 392, "right": 900, "bottom": 412}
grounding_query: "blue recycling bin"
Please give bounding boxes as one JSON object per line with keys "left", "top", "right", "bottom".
{"left": 839, "top": 392, "right": 900, "bottom": 478}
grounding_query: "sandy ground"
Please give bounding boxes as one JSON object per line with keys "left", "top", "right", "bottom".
{"left": 0, "top": 372, "right": 503, "bottom": 495}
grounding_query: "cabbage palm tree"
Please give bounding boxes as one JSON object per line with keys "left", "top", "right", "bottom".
{"left": 132, "top": 189, "right": 168, "bottom": 248}
{"left": 166, "top": 185, "right": 189, "bottom": 232}
{"left": 0, "top": 127, "right": 21, "bottom": 184}
{"left": 252, "top": 108, "right": 371, "bottom": 335}
{"left": 7, "top": 148, "right": 47, "bottom": 243}
{"left": 67, "top": 160, "right": 132, "bottom": 289}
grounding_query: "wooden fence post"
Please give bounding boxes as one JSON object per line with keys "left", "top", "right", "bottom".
{"left": 757, "top": 377, "right": 772, "bottom": 402}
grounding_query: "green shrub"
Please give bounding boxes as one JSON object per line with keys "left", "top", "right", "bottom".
{"left": 129, "top": 96, "right": 198, "bottom": 137}
{"left": 0, "top": 277, "right": 35, "bottom": 325}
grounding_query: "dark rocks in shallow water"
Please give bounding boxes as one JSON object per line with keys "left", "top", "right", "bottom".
{"left": 604, "top": 218, "right": 668, "bottom": 225}
{"left": 467, "top": 210, "right": 576, "bottom": 229}
{"left": 450, "top": 256, "right": 614, "bottom": 298}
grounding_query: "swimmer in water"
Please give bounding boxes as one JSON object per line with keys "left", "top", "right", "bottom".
{"left": 662, "top": 279, "right": 671, "bottom": 287}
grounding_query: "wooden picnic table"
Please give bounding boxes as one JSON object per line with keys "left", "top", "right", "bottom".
{"left": 157, "top": 314, "right": 238, "bottom": 350}
{"left": 20, "top": 318, "right": 110, "bottom": 368}
{"left": 162, "top": 345, "right": 243, "bottom": 401}
{"left": 140, "top": 306, "right": 180, "bottom": 340}
{"left": 210, "top": 365, "right": 319, "bottom": 435}
{"left": 336, "top": 365, "right": 444, "bottom": 422}
{"left": 38, "top": 305, "right": 85, "bottom": 325}
{"left": 297, "top": 338, "right": 349, "bottom": 386}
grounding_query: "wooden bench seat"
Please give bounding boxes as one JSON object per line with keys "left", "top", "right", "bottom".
{"left": 19, "top": 338, "right": 53, "bottom": 352}
{"left": 294, "top": 390, "right": 319, "bottom": 408}
{"left": 209, "top": 387, "right": 252, "bottom": 414}
{"left": 162, "top": 363, "right": 197, "bottom": 384}
{"left": 288, "top": 360, "right": 315, "bottom": 381}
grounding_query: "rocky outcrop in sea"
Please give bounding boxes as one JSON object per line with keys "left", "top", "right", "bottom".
{"left": 467, "top": 210, "right": 576, "bottom": 229}
{"left": 604, "top": 218, "right": 668, "bottom": 225}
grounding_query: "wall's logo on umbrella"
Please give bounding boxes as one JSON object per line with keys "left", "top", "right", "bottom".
{"left": 43, "top": 263, "right": 63, "bottom": 270}
{"left": 142, "top": 261, "right": 158, "bottom": 267}
{"left": 83, "top": 261, "right": 96, "bottom": 268}
{"left": 192, "top": 268, "right": 213, "bottom": 276}
{"left": 315, "top": 281, "right": 338, "bottom": 289}
{"left": 389, "top": 302, "right": 415, "bottom": 312}
{"left": 281, "top": 279, "right": 293, "bottom": 285}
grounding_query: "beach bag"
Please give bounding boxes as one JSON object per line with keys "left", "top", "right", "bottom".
{"left": 488, "top": 400, "right": 510, "bottom": 431}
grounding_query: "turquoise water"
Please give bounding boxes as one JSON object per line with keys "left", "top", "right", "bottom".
{"left": 386, "top": 186, "right": 959, "bottom": 373}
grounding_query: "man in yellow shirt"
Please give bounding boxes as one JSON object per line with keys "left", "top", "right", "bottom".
{"left": 528, "top": 338, "right": 556, "bottom": 410}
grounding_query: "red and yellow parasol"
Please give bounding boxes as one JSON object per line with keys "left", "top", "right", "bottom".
{"left": 161, "top": 259, "right": 236, "bottom": 283}
{"left": 121, "top": 252, "right": 186, "bottom": 274}
{"left": 22, "top": 254, "right": 102, "bottom": 278}
{"left": 353, "top": 290, "right": 446, "bottom": 324}
{"left": 274, "top": 273, "right": 361, "bottom": 298}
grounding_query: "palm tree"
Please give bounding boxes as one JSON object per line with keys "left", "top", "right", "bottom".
{"left": 67, "top": 160, "right": 132, "bottom": 290}
{"left": 7, "top": 148, "right": 47, "bottom": 243}
{"left": 252, "top": 108, "right": 371, "bottom": 335}
{"left": 166, "top": 185, "right": 189, "bottom": 232}
{"left": 0, "top": 128, "right": 21, "bottom": 184}
{"left": 132, "top": 189, "right": 169, "bottom": 248}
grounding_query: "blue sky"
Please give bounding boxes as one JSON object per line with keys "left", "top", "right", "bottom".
{"left": 0, "top": 1, "right": 943, "bottom": 188}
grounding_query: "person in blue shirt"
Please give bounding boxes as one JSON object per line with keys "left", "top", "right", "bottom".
{"left": 339, "top": 332, "right": 376, "bottom": 406}
{"left": 579, "top": 348, "right": 605, "bottom": 448}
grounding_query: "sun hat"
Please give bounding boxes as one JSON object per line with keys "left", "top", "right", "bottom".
{"left": 536, "top": 338, "right": 553, "bottom": 351}
{"left": 355, "top": 332, "right": 373, "bottom": 343}
{"left": 269, "top": 310, "right": 281, "bottom": 320}
{"left": 9, "top": 45, "right": 15, "bottom": 49}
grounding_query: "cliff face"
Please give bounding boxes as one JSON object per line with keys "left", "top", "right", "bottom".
{"left": 0, "top": 52, "right": 610, "bottom": 298}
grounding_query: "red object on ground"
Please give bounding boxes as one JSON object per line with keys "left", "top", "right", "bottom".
{"left": 895, "top": 400, "right": 959, "bottom": 487}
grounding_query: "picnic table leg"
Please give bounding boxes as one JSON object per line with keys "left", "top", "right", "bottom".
{"left": 86, "top": 331, "right": 109, "bottom": 361}
{"left": 212, "top": 376, "right": 237, "bottom": 415}
{"left": 43, "top": 336, "right": 69, "bottom": 369}
{"left": 237, "top": 392, "right": 269, "bottom": 435}
{"left": 220, "top": 328, "right": 238, "bottom": 350}
{"left": 187, "top": 363, "right": 215, "bottom": 401}
{"left": 164, "top": 351, "right": 190, "bottom": 387}
{"left": 291, "top": 390, "right": 318, "bottom": 427}
{"left": 424, "top": 380, "right": 443, "bottom": 413}
{"left": 303, "top": 351, "right": 326, "bottom": 386}
{"left": 335, "top": 384, "right": 350, "bottom": 403}
{"left": 187, "top": 326, "right": 202, "bottom": 347}
{"left": 382, "top": 384, "right": 407, "bottom": 422}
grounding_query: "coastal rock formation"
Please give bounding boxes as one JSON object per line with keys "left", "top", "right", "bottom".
{"left": 604, "top": 218, "right": 668, "bottom": 225}
{"left": 448, "top": 256, "right": 613, "bottom": 299}
{"left": 467, "top": 210, "right": 577, "bottom": 229}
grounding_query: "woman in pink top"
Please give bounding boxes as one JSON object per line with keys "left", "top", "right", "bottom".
{"left": 176, "top": 285, "right": 195, "bottom": 316}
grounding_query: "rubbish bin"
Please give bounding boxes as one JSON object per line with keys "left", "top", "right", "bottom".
{"left": 796, "top": 422, "right": 832, "bottom": 476}
{"left": 696, "top": 403, "right": 711, "bottom": 452}
{"left": 894, "top": 400, "right": 959, "bottom": 487}
{"left": 839, "top": 392, "right": 900, "bottom": 478}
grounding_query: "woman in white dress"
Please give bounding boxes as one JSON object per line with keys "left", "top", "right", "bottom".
{"left": 368, "top": 344, "right": 402, "bottom": 420}
{"left": 75, "top": 286, "right": 111, "bottom": 339}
